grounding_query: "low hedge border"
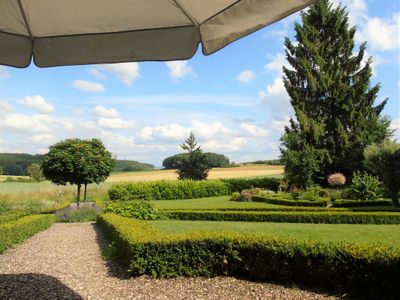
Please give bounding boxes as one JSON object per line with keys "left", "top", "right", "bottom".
{"left": 0, "top": 214, "right": 56, "bottom": 254}
{"left": 332, "top": 199, "right": 393, "bottom": 208}
{"left": 97, "top": 213, "right": 400, "bottom": 300}
{"left": 253, "top": 195, "right": 328, "bottom": 207}
{"left": 164, "top": 210, "right": 400, "bottom": 224}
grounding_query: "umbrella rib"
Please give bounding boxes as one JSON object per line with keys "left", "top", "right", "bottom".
{"left": 199, "top": 0, "right": 242, "bottom": 26}
{"left": 171, "top": 0, "right": 199, "bottom": 28}
{"left": 17, "top": 0, "right": 33, "bottom": 40}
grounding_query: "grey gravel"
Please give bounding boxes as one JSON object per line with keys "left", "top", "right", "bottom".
{"left": 0, "top": 222, "right": 341, "bottom": 300}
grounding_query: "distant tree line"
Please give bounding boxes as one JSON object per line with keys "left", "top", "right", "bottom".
{"left": 247, "top": 159, "right": 283, "bottom": 165}
{"left": 163, "top": 152, "right": 230, "bottom": 169}
{"left": 0, "top": 153, "right": 154, "bottom": 176}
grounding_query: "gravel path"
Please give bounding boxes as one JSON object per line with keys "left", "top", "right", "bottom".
{"left": 0, "top": 222, "right": 341, "bottom": 300}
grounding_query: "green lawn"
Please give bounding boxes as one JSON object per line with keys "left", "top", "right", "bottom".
{"left": 152, "top": 196, "right": 280, "bottom": 210}
{"left": 150, "top": 220, "right": 400, "bottom": 246}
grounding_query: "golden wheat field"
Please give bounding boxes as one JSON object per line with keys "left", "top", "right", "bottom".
{"left": 106, "top": 164, "right": 284, "bottom": 182}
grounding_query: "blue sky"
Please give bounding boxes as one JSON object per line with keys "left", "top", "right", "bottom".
{"left": 0, "top": 0, "right": 399, "bottom": 166}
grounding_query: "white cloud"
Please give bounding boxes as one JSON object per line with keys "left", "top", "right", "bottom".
{"left": 0, "top": 113, "right": 52, "bottom": 132}
{"left": 97, "top": 117, "right": 131, "bottom": 129}
{"left": 0, "top": 100, "right": 12, "bottom": 112}
{"left": 358, "top": 13, "right": 400, "bottom": 51}
{"left": 87, "top": 68, "right": 107, "bottom": 80}
{"left": 390, "top": 118, "right": 400, "bottom": 141}
{"left": 165, "top": 61, "right": 194, "bottom": 81}
{"left": 139, "top": 123, "right": 190, "bottom": 142}
{"left": 259, "top": 78, "right": 293, "bottom": 120}
{"left": 240, "top": 123, "right": 269, "bottom": 137}
{"left": 97, "top": 63, "right": 140, "bottom": 85}
{"left": 332, "top": 0, "right": 368, "bottom": 26}
{"left": 94, "top": 105, "right": 119, "bottom": 118}
{"left": 0, "top": 66, "right": 10, "bottom": 79}
{"left": 203, "top": 137, "right": 247, "bottom": 153}
{"left": 73, "top": 80, "right": 105, "bottom": 92}
{"left": 191, "top": 120, "right": 230, "bottom": 140}
{"left": 21, "top": 95, "right": 55, "bottom": 113}
{"left": 237, "top": 70, "right": 255, "bottom": 83}
{"left": 265, "top": 52, "right": 291, "bottom": 76}
{"left": 31, "top": 134, "right": 54, "bottom": 143}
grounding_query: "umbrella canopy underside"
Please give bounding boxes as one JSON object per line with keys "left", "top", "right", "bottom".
{"left": 0, "top": 0, "right": 315, "bottom": 67}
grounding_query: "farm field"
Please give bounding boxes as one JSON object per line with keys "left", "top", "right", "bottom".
{"left": 151, "top": 220, "right": 400, "bottom": 246}
{"left": 106, "top": 164, "right": 284, "bottom": 182}
{"left": 0, "top": 164, "right": 283, "bottom": 195}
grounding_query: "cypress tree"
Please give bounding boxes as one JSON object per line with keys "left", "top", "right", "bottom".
{"left": 280, "top": 0, "right": 390, "bottom": 187}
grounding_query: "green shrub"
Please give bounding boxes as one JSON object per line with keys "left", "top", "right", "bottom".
{"left": 0, "top": 211, "right": 27, "bottom": 224}
{"left": 164, "top": 210, "right": 400, "bottom": 224}
{"left": 345, "top": 171, "right": 384, "bottom": 201}
{"left": 332, "top": 199, "right": 392, "bottom": 208}
{"left": 222, "top": 177, "right": 281, "bottom": 192}
{"left": 252, "top": 194, "right": 328, "bottom": 207}
{"left": 0, "top": 214, "right": 56, "bottom": 254}
{"left": 104, "top": 200, "right": 165, "bottom": 220}
{"left": 98, "top": 213, "right": 400, "bottom": 300}
{"left": 108, "top": 180, "right": 230, "bottom": 201}
{"left": 229, "top": 192, "right": 241, "bottom": 202}
{"left": 301, "top": 185, "right": 324, "bottom": 201}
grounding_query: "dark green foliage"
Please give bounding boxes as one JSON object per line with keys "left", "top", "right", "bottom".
{"left": 345, "top": 171, "right": 384, "bottom": 201}
{"left": 98, "top": 213, "right": 400, "bottom": 299}
{"left": 246, "top": 159, "right": 283, "bottom": 165}
{"left": 104, "top": 200, "right": 165, "bottom": 220}
{"left": 176, "top": 133, "right": 210, "bottom": 180}
{"left": 163, "top": 152, "right": 230, "bottom": 169}
{"left": 113, "top": 160, "right": 154, "bottom": 172}
{"left": 332, "top": 200, "right": 393, "bottom": 208}
{"left": 0, "top": 214, "right": 56, "bottom": 254}
{"left": 252, "top": 195, "right": 328, "bottom": 207}
{"left": 0, "top": 153, "right": 44, "bottom": 175}
{"left": 108, "top": 177, "right": 281, "bottom": 201}
{"left": 41, "top": 138, "right": 114, "bottom": 204}
{"left": 280, "top": 0, "right": 390, "bottom": 187}
{"left": 0, "top": 152, "right": 148, "bottom": 175}
{"left": 165, "top": 210, "right": 400, "bottom": 224}
{"left": 222, "top": 177, "right": 281, "bottom": 192}
{"left": 108, "top": 180, "right": 230, "bottom": 201}
{"left": 364, "top": 140, "right": 400, "bottom": 206}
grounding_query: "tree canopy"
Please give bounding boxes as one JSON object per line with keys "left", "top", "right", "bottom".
{"left": 280, "top": 0, "right": 390, "bottom": 187}
{"left": 41, "top": 138, "right": 114, "bottom": 204}
{"left": 176, "top": 133, "right": 210, "bottom": 181}
{"left": 163, "top": 152, "right": 230, "bottom": 169}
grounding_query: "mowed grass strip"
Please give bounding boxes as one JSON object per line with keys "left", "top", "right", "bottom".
{"left": 152, "top": 196, "right": 274, "bottom": 210}
{"left": 150, "top": 220, "right": 400, "bottom": 247}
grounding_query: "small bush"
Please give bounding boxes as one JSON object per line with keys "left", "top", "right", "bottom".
{"left": 230, "top": 192, "right": 241, "bottom": 202}
{"left": 0, "top": 214, "right": 56, "bottom": 254}
{"left": 98, "top": 213, "right": 400, "bottom": 300}
{"left": 301, "top": 186, "right": 324, "bottom": 201}
{"left": 222, "top": 177, "right": 281, "bottom": 192}
{"left": 327, "top": 173, "right": 346, "bottom": 187}
{"left": 104, "top": 200, "right": 165, "bottom": 220}
{"left": 346, "top": 171, "right": 384, "bottom": 201}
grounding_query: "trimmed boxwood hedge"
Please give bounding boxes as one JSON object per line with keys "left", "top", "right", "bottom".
{"left": 0, "top": 214, "right": 56, "bottom": 254}
{"left": 108, "top": 177, "right": 281, "bottom": 201}
{"left": 252, "top": 195, "right": 328, "bottom": 207}
{"left": 332, "top": 199, "right": 393, "bottom": 208}
{"left": 97, "top": 213, "right": 400, "bottom": 300}
{"left": 164, "top": 210, "right": 400, "bottom": 224}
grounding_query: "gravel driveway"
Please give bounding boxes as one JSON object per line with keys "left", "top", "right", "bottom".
{"left": 0, "top": 222, "right": 341, "bottom": 300}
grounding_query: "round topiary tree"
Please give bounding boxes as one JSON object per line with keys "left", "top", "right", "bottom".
{"left": 327, "top": 173, "right": 346, "bottom": 188}
{"left": 41, "top": 138, "right": 114, "bottom": 205}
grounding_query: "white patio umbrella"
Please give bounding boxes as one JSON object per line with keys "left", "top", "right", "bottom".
{"left": 0, "top": 0, "right": 315, "bottom": 68}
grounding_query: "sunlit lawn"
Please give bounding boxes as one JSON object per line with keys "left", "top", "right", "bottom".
{"left": 150, "top": 220, "right": 400, "bottom": 246}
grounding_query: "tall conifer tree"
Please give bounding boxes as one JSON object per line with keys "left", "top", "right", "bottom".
{"left": 281, "top": 0, "right": 390, "bottom": 187}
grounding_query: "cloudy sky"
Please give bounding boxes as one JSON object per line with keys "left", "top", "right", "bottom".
{"left": 0, "top": 0, "right": 399, "bottom": 166}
